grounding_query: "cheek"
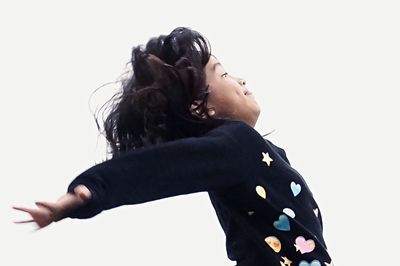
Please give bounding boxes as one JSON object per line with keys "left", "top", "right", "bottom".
{"left": 210, "top": 85, "right": 237, "bottom": 102}
{"left": 208, "top": 81, "right": 244, "bottom": 110}
{"left": 210, "top": 93, "right": 242, "bottom": 115}
{"left": 218, "top": 81, "right": 243, "bottom": 99}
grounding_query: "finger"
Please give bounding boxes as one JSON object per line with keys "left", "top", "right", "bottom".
{"left": 32, "top": 226, "right": 44, "bottom": 233}
{"left": 77, "top": 191, "right": 91, "bottom": 201}
{"left": 33, "top": 225, "right": 44, "bottom": 232}
{"left": 33, "top": 223, "right": 50, "bottom": 232}
{"left": 12, "top": 206, "right": 35, "bottom": 213}
{"left": 13, "top": 219, "right": 35, "bottom": 224}
{"left": 74, "top": 187, "right": 91, "bottom": 201}
{"left": 35, "top": 202, "right": 54, "bottom": 210}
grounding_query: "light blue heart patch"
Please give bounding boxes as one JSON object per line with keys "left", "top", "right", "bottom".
{"left": 290, "top": 181, "right": 301, "bottom": 197}
{"left": 273, "top": 214, "right": 290, "bottom": 231}
{"left": 299, "top": 260, "right": 321, "bottom": 266}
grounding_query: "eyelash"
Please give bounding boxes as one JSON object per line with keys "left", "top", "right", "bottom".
{"left": 221, "top": 72, "right": 228, "bottom": 78}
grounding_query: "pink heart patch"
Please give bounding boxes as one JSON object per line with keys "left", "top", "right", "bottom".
{"left": 295, "top": 236, "right": 315, "bottom": 254}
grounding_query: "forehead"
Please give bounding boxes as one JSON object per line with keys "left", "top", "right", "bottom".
{"left": 206, "top": 55, "right": 222, "bottom": 71}
{"left": 208, "top": 54, "right": 218, "bottom": 64}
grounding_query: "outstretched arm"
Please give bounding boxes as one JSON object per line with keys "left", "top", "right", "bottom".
{"left": 13, "top": 120, "right": 268, "bottom": 227}
{"left": 62, "top": 120, "right": 268, "bottom": 219}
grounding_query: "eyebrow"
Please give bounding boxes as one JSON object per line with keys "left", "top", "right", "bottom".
{"left": 212, "top": 62, "right": 222, "bottom": 72}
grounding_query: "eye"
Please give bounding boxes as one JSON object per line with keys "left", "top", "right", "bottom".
{"left": 221, "top": 72, "right": 228, "bottom": 78}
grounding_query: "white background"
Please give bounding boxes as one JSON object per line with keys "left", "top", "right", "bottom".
{"left": 1, "top": 1, "right": 399, "bottom": 265}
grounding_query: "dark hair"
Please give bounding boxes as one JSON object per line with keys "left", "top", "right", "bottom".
{"left": 92, "top": 27, "right": 227, "bottom": 159}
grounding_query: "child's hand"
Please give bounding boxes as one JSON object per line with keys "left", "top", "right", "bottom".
{"left": 12, "top": 201, "right": 63, "bottom": 230}
{"left": 13, "top": 185, "right": 92, "bottom": 231}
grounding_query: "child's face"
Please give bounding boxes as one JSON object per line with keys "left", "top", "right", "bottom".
{"left": 203, "top": 55, "right": 261, "bottom": 127}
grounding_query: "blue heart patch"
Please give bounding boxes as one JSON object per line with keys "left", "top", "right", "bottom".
{"left": 299, "top": 260, "right": 321, "bottom": 266}
{"left": 290, "top": 181, "right": 302, "bottom": 197}
{"left": 273, "top": 214, "right": 290, "bottom": 231}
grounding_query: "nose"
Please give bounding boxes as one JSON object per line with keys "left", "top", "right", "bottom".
{"left": 237, "top": 78, "right": 250, "bottom": 95}
{"left": 233, "top": 76, "right": 248, "bottom": 95}
{"left": 235, "top": 76, "right": 246, "bottom": 86}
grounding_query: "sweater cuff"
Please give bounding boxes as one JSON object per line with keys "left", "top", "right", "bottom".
{"left": 59, "top": 181, "right": 104, "bottom": 220}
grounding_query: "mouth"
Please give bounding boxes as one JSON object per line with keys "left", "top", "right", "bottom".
{"left": 245, "top": 90, "right": 252, "bottom": 95}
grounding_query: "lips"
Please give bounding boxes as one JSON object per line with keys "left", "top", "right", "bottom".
{"left": 245, "top": 90, "right": 252, "bottom": 95}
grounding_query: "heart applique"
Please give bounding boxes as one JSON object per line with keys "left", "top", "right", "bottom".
{"left": 294, "top": 236, "right": 316, "bottom": 254}
{"left": 256, "top": 185, "right": 267, "bottom": 199}
{"left": 290, "top": 181, "right": 301, "bottom": 197}
{"left": 299, "top": 260, "right": 321, "bottom": 266}
{"left": 283, "top": 208, "right": 295, "bottom": 218}
{"left": 273, "top": 214, "right": 290, "bottom": 231}
{"left": 264, "top": 236, "right": 281, "bottom": 253}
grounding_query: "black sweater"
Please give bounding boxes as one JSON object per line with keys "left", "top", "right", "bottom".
{"left": 63, "top": 119, "right": 333, "bottom": 266}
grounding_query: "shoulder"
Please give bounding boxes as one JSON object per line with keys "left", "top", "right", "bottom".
{"left": 208, "top": 119, "right": 263, "bottom": 137}
{"left": 263, "top": 137, "right": 291, "bottom": 165}
{"left": 206, "top": 119, "right": 268, "bottom": 147}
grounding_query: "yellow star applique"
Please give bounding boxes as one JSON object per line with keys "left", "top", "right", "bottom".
{"left": 280, "top": 256, "right": 292, "bottom": 266}
{"left": 262, "top": 152, "right": 273, "bottom": 166}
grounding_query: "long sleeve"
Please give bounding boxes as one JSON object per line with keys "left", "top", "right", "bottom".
{"left": 264, "top": 138, "right": 291, "bottom": 165}
{"left": 62, "top": 120, "right": 268, "bottom": 219}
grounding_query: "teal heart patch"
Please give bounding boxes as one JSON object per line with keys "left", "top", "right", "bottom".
{"left": 273, "top": 214, "right": 290, "bottom": 231}
{"left": 290, "top": 181, "right": 301, "bottom": 197}
{"left": 299, "top": 260, "right": 321, "bottom": 266}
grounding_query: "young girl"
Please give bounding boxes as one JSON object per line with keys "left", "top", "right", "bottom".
{"left": 13, "top": 26, "right": 333, "bottom": 266}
